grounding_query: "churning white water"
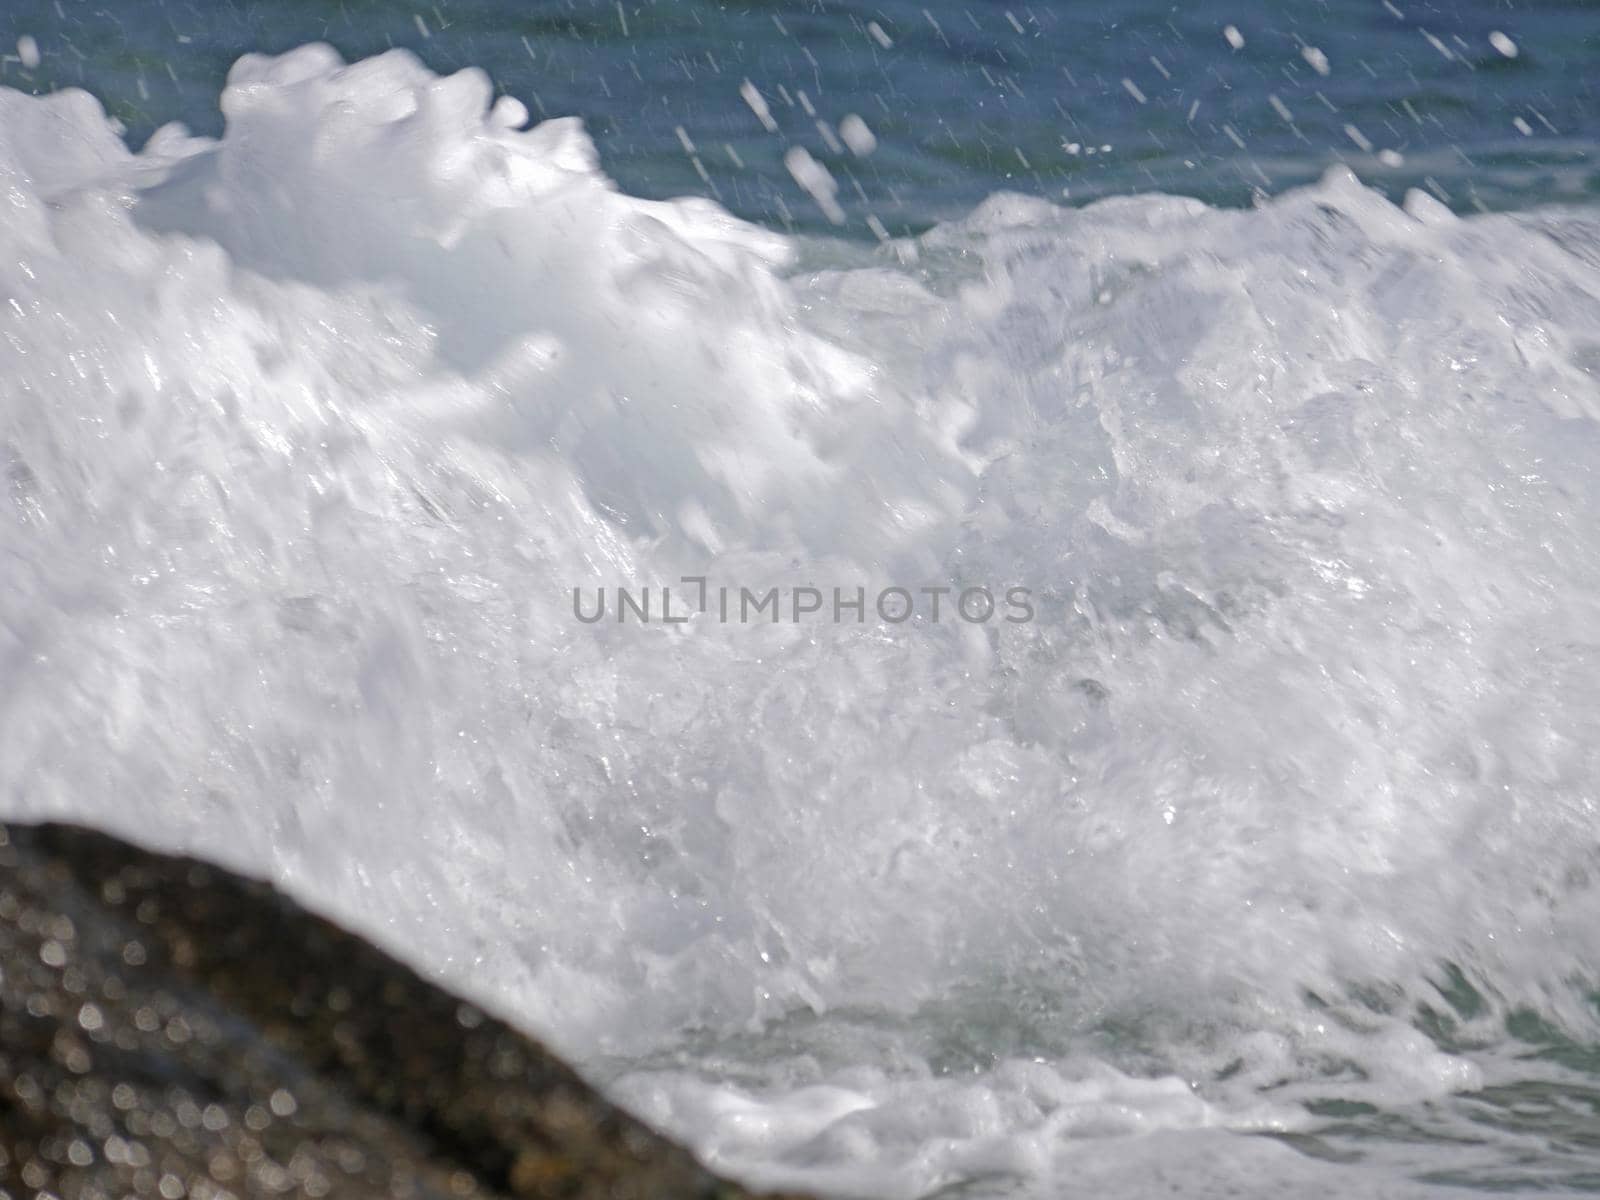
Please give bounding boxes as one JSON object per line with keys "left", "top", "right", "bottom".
{"left": 4, "top": 45, "right": 1600, "bottom": 1198}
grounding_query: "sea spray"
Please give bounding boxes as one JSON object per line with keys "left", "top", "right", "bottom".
{"left": 4, "top": 45, "right": 1600, "bottom": 1199}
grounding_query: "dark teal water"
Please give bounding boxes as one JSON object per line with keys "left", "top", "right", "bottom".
{"left": 2, "top": 0, "right": 1596, "bottom": 236}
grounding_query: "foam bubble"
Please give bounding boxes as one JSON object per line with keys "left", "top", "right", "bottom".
{"left": 839, "top": 114, "right": 877, "bottom": 158}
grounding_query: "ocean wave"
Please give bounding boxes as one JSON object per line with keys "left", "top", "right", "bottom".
{"left": 5, "top": 44, "right": 1600, "bottom": 1198}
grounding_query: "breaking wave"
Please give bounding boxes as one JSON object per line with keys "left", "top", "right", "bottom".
{"left": 5, "top": 44, "right": 1600, "bottom": 1197}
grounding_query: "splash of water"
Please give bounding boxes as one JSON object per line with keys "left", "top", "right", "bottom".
{"left": 5, "top": 45, "right": 1600, "bottom": 1198}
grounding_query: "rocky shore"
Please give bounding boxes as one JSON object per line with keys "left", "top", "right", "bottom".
{"left": 0, "top": 821, "right": 806, "bottom": 1200}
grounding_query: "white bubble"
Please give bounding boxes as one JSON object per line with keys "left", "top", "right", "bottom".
{"left": 838, "top": 113, "right": 877, "bottom": 157}
{"left": 784, "top": 145, "right": 845, "bottom": 223}
{"left": 1302, "top": 45, "right": 1331, "bottom": 75}
{"left": 1223, "top": 25, "right": 1245, "bottom": 50}
{"left": 16, "top": 35, "right": 41, "bottom": 69}
{"left": 738, "top": 79, "right": 778, "bottom": 132}
{"left": 1489, "top": 31, "right": 1518, "bottom": 58}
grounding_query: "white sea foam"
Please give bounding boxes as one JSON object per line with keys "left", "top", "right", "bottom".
{"left": 4, "top": 45, "right": 1600, "bottom": 1198}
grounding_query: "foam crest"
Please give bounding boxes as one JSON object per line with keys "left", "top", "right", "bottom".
{"left": 5, "top": 46, "right": 1600, "bottom": 1198}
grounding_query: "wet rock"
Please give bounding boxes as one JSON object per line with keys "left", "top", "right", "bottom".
{"left": 0, "top": 821, "right": 806, "bottom": 1200}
